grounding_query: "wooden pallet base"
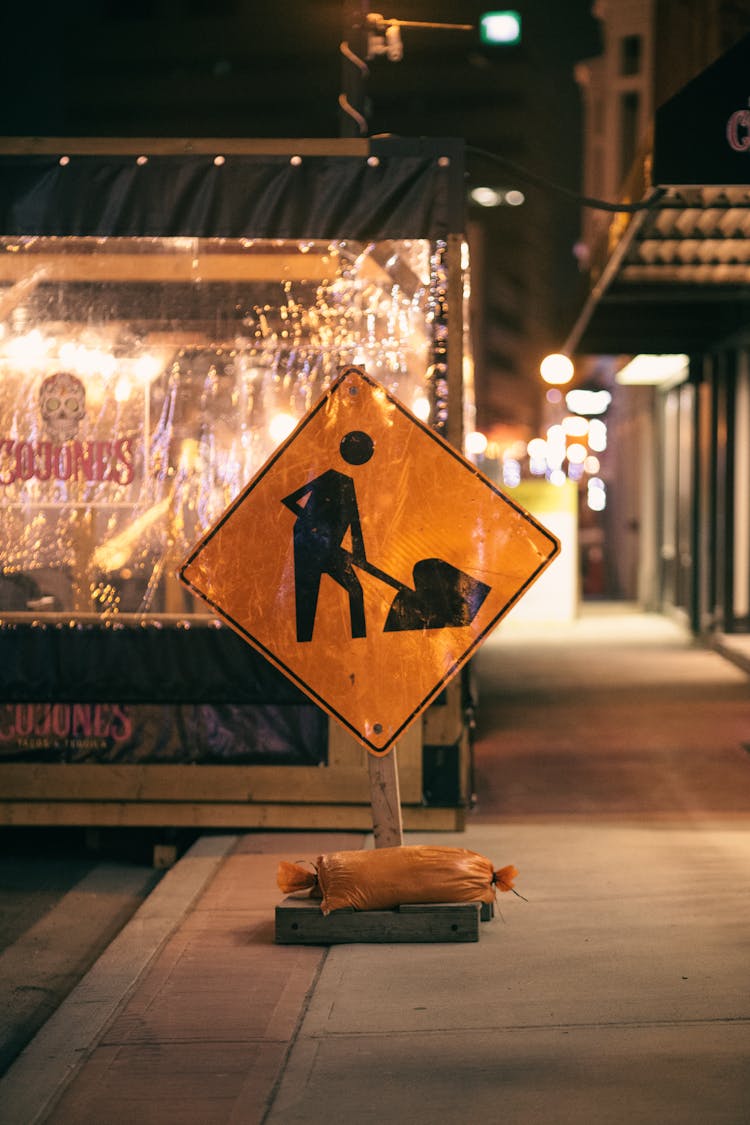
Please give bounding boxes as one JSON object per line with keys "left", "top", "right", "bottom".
{"left": 275, "top": 896, "right": 493, "bottom": 944}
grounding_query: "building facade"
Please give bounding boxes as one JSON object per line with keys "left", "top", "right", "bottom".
{"left": 566, "top": 1, "right": 750, "bottom": 642}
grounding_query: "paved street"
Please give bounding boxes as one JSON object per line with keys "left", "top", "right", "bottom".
{"left": 0, "top": 834, "right": 162, "bottom": 1077}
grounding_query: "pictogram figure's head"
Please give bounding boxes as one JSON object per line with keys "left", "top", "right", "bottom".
{"left": 340, "top": 430, "right": 374, "bottom": 466}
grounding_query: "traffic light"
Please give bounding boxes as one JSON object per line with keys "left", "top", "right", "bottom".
{"left": 479, "top": 11, "right": 522, "bottom": 46}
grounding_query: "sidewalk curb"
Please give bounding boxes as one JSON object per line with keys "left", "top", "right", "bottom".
{"left": 711, "top": 634, "right": 750, "bottom": 677}
{"left": 0, "top": 833, "right": 239, "bottom": 1125}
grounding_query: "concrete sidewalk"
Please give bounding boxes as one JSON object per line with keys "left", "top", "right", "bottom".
{"left": 269, "top": 819, "right": 750, "bottom": 1125}
{"left": 2, "top": 606, "right": 749, "bottom": 1124}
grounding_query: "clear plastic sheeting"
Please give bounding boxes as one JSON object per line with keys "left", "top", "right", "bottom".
{"left": 0, "top": 235, "right": 435, "bottom": 619}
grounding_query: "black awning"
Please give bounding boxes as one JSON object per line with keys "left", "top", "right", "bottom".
{"left": 565, "top": 183, "right": 750, "bottom": 355}
{"left": 0, "top": 137, "right": 465, "bottom": 241}
{"left": 564, "top": 35, "right": 750, "bottom": 357}
{"left": 653, "top": 33, "right": 750, "bottom": 187}
{"left": 568, "top": 286, "right": 750, "bottom": 355}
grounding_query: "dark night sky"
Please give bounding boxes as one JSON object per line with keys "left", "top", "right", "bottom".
{"left": 0, "top": 1, "right": 603, "bottom": 431}
{"left": 1, "top": 2, "right": 601, "bottom": 142}
{"left": 0, "top": 2, "right": 601, "bottom": 256}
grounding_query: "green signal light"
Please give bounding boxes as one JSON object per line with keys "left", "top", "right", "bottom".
{"left": 479, "top": 11, "right": 522, "bottom": 45}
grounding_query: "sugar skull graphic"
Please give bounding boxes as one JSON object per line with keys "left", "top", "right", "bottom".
{"left": 39, "top": 372, "right": 86, "bottom": 442}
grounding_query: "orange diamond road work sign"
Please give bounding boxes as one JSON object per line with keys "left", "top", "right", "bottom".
{"left": 179, "top": 366, "right": 560, "bottom": 755}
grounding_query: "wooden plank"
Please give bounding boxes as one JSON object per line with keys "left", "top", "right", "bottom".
{"left": 0, "top": 800, "right": 464, "bottom": 832}
{"left": 0, "top": 252, "right": 338, "bottom": 284}
{"left": 398, "top": 901, "right": 493, "bottom": 921}
{"left": 0, "top": 137, "right": 370, "bottom": 157}
{"left": 274, "top": 897, "right": 481, "bottom": 944}
{"left": 328, "top": 719, "right": 423, "bottom": 803}
{"left": 0, "top": 763, "right": 346, "bottom": 802}
{"left": 368, "top": 747, "right": 404, "bottom": 848}
{"left": 422, "top": 679, "right": 464, "bottom": 745}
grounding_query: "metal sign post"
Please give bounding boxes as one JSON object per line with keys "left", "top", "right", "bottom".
{"left": 368, "top": 744, "right": 404, "bottom": 847}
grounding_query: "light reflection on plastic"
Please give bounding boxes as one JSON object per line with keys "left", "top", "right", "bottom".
{"left": 57, "top": 343, "right": 117, "bottom": 377}
{"left": 99, "top": 353, "right": 118, "bottom": 378}
{"left": 6, "top": 330, "right": 49, "bottom": 365}
{"left": 114, "top": 375, "right": 132, "bottom": 403}
{"left": 412, "top": 394, "right": 430, "bottom": 422}
{"left": 268, "top": 412, "right": 298, "bottom": 445}
{"left": 134, "top": 355, "right": 162, "bottom": 382}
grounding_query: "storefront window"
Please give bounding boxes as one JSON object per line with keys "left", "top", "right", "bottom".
{"left": 0, "top": 235, "right": 435, "bottom": 620}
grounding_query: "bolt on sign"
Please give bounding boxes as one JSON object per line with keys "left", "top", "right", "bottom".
{"left": 179, "top": 366, "right": 560, "bottom": 756}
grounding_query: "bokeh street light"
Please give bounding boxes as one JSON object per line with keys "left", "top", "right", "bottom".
{"left": 540, "top": 352, "right": 574, "bottom": 386}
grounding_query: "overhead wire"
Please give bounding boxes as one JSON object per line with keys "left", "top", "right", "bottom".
{"left": 467, "top": 145, "right": 667, "bottom": 213}
{"left": 337, "top": 34, "right": 667, "bottom": 214}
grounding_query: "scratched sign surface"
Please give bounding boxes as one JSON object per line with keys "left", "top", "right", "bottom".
{"left": 179, "top": 366, "right": 560, "bottom": 755}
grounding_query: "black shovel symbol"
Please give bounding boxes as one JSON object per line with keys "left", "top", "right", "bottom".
{"left": 356, "top": 556, "right": 491, "bottom": 633}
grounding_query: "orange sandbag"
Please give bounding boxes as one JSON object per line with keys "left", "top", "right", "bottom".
{"left": 277, "top": 846, "right": 518, "bottom": 915}
{"left": 277, "top": 860, "right": 318, "bottom": 895}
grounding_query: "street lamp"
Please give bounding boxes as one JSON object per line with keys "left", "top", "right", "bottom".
{"left": 540, "top": 352, "right": 574, "bottom": 386}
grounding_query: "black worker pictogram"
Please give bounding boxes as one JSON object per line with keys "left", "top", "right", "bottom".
{"left": 281, "top": 431, "right": 373, "bottom": 642}
{"left": 282, "top": 429, "right": 492, "bottom": 643}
